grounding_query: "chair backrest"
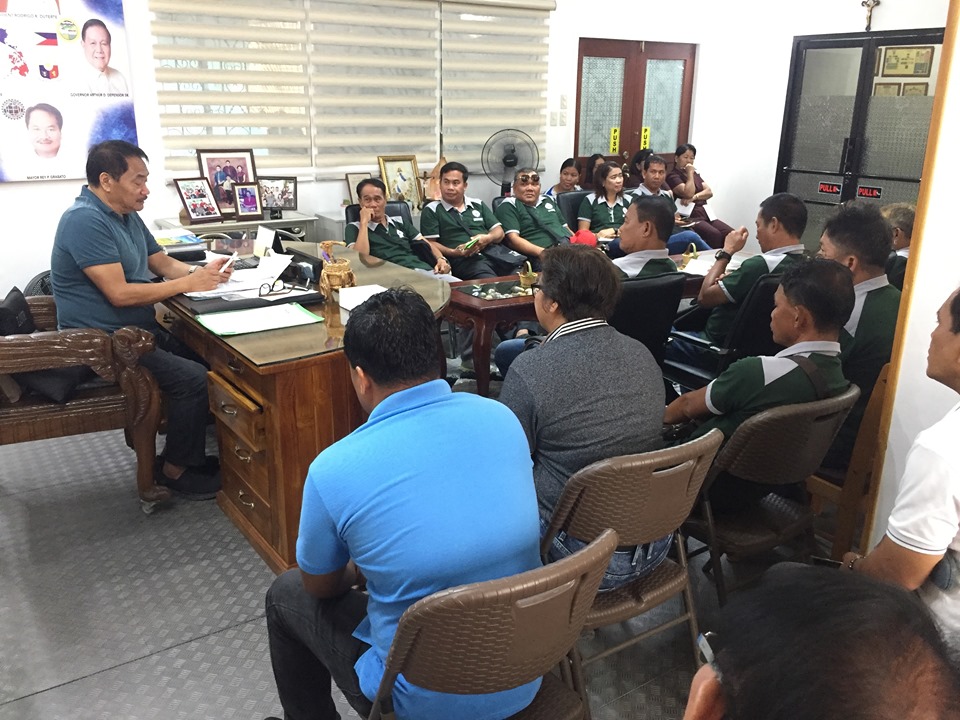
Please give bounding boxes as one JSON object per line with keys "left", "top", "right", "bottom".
{"left": 717, "top": 272, "right": 783, "bottom": 372}
{"left": 492, "top": 196, "right": 507, "bottom": 211}
{"left": 708, "top": 385, "right": 861, "bottom": 489}
{"left": 555, "top": 190, "right": 590, "bottom": 230}
{"left": 344, "top": 201, "right": 413, "bottom": 227}
{"left": 542, "top": 430, "right": 723, "bottom": 551}
{"left": 608, "top": 272, "right": 687, "bottom": 367}
{"left": 371, "top": 528, "right": 618, "bottom": 712}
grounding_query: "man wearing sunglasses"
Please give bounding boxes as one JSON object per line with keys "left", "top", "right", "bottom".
{"left": 495, "top": 168, "right": 573, "bottom": 270}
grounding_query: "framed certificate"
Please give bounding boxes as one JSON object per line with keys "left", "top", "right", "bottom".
{"left": 881, "top": 46, "right": 934, "bottom": 78}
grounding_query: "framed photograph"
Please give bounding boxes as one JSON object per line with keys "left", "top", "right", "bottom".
{"left": 377, "top": 155, "right": 422, "bottom": 206}
{"left": 345, "top": 172, "right": 372, "bottom": 205}
{"left": 881, "top": 46, "right": 935, "bottom": 77}
{"left": 174, "top": 177, "right": 223, "bottom": 224}
{"left": 259, "top": 176, "right": 298, "bottom": 210}
{"left": 902, "top": 82, "right": 929, "bottom": 97}
{"left": 233, "top": 183, "right": 263, "bottom": 220}
{"left": 873, "top": 82, "right": 901, "bottom": 97}
{"left": 196, "top": 149, "right": 258, "bottom": 215}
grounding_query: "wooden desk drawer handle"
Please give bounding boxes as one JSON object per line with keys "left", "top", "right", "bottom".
{"left": 234, "top": 445, "right": 252, "bottom": 463}
{"left": 238, "top": 490, "right": 255, "bottom": 509}
{"left": 227, "top": 358, "right": 244, "bottom": 374}
{"left": 220, "top": 402, "right": 238, "bottom": 416}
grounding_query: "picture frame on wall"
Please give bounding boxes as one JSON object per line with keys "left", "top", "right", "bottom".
{"left": 345, "top": 172, "right": 372, "bottom": 205}
{"left": 902, "top": 82, "right": 929, "bottom": 96}
{"left": 881, "top": 46, "right": 935, "bottom": 78}
{"left": 259, "top": 176, "right": 298, "bottom": 210}
{"left": 196, "top": 148, "right": 258, "bottom": 215}
{"left": 173, "top": 177, "right": 223, "bottom": 224}
{"left": 233, "top": 183, "right": 264, "bottom": 220}
{"left": 377, "top": 155, "right": 422, "bottom": 206}
{"left": 873, "top": 82, "right": 901, "bottom": 97}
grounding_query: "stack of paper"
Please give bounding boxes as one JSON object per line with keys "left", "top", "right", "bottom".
{"left": 196, "top": 303, "right": 324, "bottom": 336}
{"left": 185, "top": 254, "right": 294, "bottom": 299}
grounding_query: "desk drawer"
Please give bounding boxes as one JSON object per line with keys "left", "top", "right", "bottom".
{"left": 221, "top": 468, "right": 272, "bottom": 542}
{"left": 208, "top": 372, "right": 265, "bottom": 452}
{"left": 206, "top": 343, "right": 264, "bottom": 401}
{"left": 219, "top": 423, "right": 269, "bottom": 502}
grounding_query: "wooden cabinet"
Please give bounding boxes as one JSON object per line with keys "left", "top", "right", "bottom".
{"left": 164, "top": 248, "right": 450, "bottom": 573}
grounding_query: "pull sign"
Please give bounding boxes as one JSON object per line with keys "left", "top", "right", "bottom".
{"left": 640, "top": 127, "right": 651, "bottom": 150}
{"left": 818, "top": 181, "right": 842, "bottom": 195}
{"left": 609, "top": 127, "right": 620, "bottom": 154}
{"left": 857, "top": 185, "right": 882, "bottom": 199}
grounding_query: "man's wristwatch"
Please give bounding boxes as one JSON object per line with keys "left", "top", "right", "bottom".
{"left": 715, "top": 250, "right": 733, "bottom": 261}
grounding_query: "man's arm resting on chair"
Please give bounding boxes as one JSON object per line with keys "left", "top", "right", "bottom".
{"left": 842, "top": 537, "right": 943, "bottom": 591}
{"left": 664, "top": 387, "right": 709, "bottom": 425}
{"left": 696, "top": 228, "right": 748, "bottom": 308}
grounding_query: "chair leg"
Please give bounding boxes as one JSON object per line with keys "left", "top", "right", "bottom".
{"left": 702, "top": 500, "right": 728, "bottom": 606}
{"left": 569, "top": 644, "right": 592, "bottom": 720}
{"left": 676, "top": 537, "right": 702, "bottom": 665}
{"left": 130, "top": 388, "right": 171, "bottom": 509}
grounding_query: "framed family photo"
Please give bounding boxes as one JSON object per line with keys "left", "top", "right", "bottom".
{"left": 259, "top": 176, "right": 298, "bottom": 211}
{"left": 174, "top": 177, "right": 223, "bottom": 224}
{"left": 377, "top": 156, "right": 422, "bottom": 206}
{"left": 345, "top": 172, "right": 372, "bottom": 205}
{"left": 234, "top": 183, "right": 264, "bottom": 220}
{"left": 196, "top": 148, "right": 258, "bottom": 215}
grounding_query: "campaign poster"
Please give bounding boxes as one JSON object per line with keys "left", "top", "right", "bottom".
{"left": 0, "top": 0, "right": 137, "bottom": 182}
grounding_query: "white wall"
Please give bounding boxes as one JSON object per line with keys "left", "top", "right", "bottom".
{"left": 871, "top": 1, "right": 959, "bottom": 545}
{"left": 545, "top": 0, "right": 949, "bottom": 251}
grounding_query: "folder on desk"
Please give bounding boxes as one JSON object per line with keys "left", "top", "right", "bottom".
{"left": 196, "top": 303, "right": 324, "bottom": 336}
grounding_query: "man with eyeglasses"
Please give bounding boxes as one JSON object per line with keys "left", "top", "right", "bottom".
{"left": 495, "top": 167, "right": 572, "bottom": 271}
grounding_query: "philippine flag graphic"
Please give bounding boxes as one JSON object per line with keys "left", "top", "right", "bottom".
{"left": 36, "top": 32, "right": 58, "bottom": 46}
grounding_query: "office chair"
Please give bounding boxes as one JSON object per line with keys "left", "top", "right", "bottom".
{"left": 608, "top": 273, "right": 686, "bottom": 367}
{"left": 555, "top": 190, "right": 590, "bottom": 231}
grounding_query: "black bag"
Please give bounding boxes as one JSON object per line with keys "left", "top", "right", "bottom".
{"left": 481, "top": 243, "right": 526, "bottom": 275}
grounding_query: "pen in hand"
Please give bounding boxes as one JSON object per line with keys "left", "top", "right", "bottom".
{"left": 220, "top": 252, "right": 239, "bottom": 273}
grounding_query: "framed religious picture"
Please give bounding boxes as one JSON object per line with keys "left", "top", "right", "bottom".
{"left": 196, "top": 148, "right": 258, "bottom": 215}
{"left": 345, "top": 172, "right": 372, "bottom": 205}
{"left": 881, "top": 46, "right": 935, "bottom": 78}
{"left": 902, "top": 82, "right": 929, "bottom": 97}
{"left": 174, "top": 177, "right": 223, "bottom": 224}
{"left": 259, "top": 176, "right": 298, "bottom": 210}
{"left": 873, "top": 82, "right": 901, "bottom": 97}
{"left": 233, "top": 183, "right": 263, "bottom": 220}
{"left": 377, "top": 155, "right": 422, "bottom": 206}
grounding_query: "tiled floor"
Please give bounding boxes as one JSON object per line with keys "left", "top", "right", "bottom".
{"left": 0, "top": 428, "right": 738, "bottom": 720}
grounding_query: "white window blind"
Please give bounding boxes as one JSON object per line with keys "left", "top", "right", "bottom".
{"left": 306, "top": 0, "right": 439, "bottom": 172}
{"left": 440, "top": 2, "right": 549, "bottom": 174}
{"left": 150, "top": 0, "right": 552, "bottom": 178}
{"left": 150, "top": 0, "right": 311, "bottom": 174}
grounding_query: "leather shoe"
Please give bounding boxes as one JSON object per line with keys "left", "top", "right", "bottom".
{"left": 155, "top": 466, "right": 221, "bottom": 501}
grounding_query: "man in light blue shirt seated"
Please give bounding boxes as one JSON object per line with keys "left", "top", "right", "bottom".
{"left": 264, "top": 288, "right": 542, "bottom": 720}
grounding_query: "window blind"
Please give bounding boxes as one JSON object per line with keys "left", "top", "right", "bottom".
{"left": 440, "top": 2, "right": 549, "bottom": 177}
{"left": 150, "top": 0, "right": 552, "bottom": 178}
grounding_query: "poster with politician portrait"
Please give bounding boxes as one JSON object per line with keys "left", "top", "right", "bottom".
{"left": 0, "top": 0, "right": 137, "bottom": 183}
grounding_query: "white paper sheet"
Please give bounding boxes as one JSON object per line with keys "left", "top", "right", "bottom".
{"left": 195, "top": 303, "right": 323, "bottom": 336}
{"left": 184, "top": 254, "right": 293, "bottom": 299}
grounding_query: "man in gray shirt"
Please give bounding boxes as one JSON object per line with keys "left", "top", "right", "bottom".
{"left": 499, "top": 244, "right": 667, "bottom": 589}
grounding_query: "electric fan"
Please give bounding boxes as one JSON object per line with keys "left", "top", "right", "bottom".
{"left": 480, "top": 129, "right": 540, "bottom": 196}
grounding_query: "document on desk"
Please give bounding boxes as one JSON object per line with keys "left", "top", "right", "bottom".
{"left": 681, "top": 255, "right": 743, "bottom": 276}
{"left": 337, "top": 284, "right": 389, "bottom": 311}
{"left": 196, "top": 303, "right": 324, "bottom": 336}
{"left": 184, "top": 254, "right": 294, "bottom": 299}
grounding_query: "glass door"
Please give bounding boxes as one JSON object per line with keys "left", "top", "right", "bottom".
{"left": 775, "top": 29, "right": 944, "bottom": 250}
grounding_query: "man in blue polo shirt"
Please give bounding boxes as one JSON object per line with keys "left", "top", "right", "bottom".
{"left": 264, "top": 288, "right": 541, "bottom": 720}
{"left": 51, "top": 140, "right": 232, "bottom": 498}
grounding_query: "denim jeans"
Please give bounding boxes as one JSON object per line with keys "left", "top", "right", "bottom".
{"left": 265, "top": 569, "right": 373, "bottom": 720}
{"left": 540, "top": 516, "right": 672, "bottom": 591}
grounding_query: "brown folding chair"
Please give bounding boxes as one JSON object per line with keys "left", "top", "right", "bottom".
{"left": 368, "top": 528, "right": 619, "bottom": 720}
{"left": 540, "top": 430, "right": 723, "bottom": 716}
{"left": 684, "top": 385, "right": 860, "bottom": 605}
{"left": 806, "top": 364, "right": 890, "bottom": 559}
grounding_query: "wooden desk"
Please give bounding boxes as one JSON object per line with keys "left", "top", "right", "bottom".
{"left": 164, "top": 249, "right": 450, "bottom": 573}
{"left": 444, "top": 269, "right": 707, "bottom": 397}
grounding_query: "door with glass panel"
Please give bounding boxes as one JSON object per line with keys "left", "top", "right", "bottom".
{"left": 775, "top": 29, "right": 944, "bottom": 251}
{"left": 575, "top": 39, "right": 696, "bottom": 182}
